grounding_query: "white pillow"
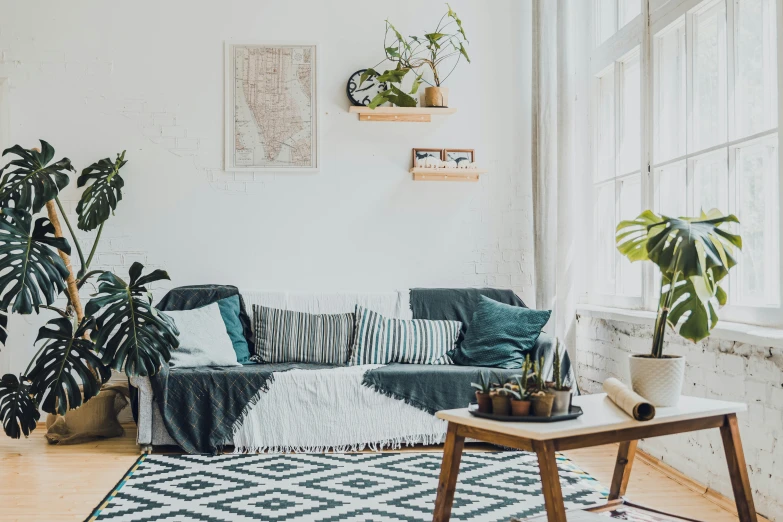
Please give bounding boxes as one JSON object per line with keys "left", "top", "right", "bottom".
{"left": 165, "top": 302, "right": 241, "bottom": 368}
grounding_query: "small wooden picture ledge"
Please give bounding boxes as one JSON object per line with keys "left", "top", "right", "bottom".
{"left": 410, "top": 167, "right": 487, "bottom": 182}
{"left": 348, "top": 106, "right": 457, "bottom": 122}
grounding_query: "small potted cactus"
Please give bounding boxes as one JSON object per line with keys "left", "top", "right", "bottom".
{"left": 547, "top": 339, "right": 572, "bottom": 415}
{"left": 529, "top": 356, "right": 554, "bottom": 417}
{"left": 490, "top": 386, "right": 512, "bottom": 416}
{"left": 505, "top": 376, "right": 531, "bottom": 417}
{"left": 470, "top": 372, "right": 493, "bottom": 413}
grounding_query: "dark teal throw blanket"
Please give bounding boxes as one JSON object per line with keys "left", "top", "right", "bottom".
{"left": 151, "top": 363, "right": 334, "bottom": 454}
{"left": 362, "top": 333, "right": 576, "bottom": 414}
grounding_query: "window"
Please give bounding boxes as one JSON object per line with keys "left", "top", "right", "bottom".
{"left": 590, "top": 0, "right": 782, "bottom": 326}
{"left": 595, "top": 0, "right": 643, "bottom": 46}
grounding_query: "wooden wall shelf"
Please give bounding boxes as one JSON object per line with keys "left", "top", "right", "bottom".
{"left": 348, "top": 106, "right": 457, "bottom": 122}
{"left": 410, "top": 167, "right": 487, "bottom": 182}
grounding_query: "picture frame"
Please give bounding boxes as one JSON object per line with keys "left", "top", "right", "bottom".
{"left": 411, "top": 148, "right": 443, "bottom": 167}
{"left": 442, "top": 149, "right": 475, "bottom": 165}
{"left": 224, "top": 41, "right": 320, "bottom": 172}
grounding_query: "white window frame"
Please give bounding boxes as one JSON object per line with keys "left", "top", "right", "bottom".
{"left": 588, "top": 0, "right": 783, "bottom": 328}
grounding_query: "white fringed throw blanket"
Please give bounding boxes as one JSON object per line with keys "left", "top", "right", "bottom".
{"left": 233, "top": 365, "right": 448, "bottom": 453}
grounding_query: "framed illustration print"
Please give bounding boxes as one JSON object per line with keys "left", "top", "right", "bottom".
{"left": 443, "top": 149, "right": 474, "bottom": 166}
{"left": 225, "top": 42, "right": 319, "bottom": 172}
{"left": 412, "top": 148, "right": 443, "bottom": 167}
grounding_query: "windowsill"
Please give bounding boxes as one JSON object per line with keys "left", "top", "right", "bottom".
{"left": 576, "top": 304, "right": 783, "bottom": 349}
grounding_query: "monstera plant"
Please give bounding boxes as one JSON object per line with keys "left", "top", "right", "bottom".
{"left": 615, "top": 209, "right": 742, "bottom": 406}
{"left": 0, "top": 140, "right": 179, "bottom": 439}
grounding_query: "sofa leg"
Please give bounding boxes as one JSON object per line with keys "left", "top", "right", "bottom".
{"left": 140, "top": 445, "right": 153, "bottom": 455}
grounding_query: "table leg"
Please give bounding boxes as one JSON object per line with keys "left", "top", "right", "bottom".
{"left": 433, "top": 422, "right": 465, "bottom": 522}
{"left": 608, "top": 440, "right": 638, "bottom": 500}
{"left": 534, "top": 440, "right": 568, "bottom": 522}
{"left": 720, "top": 413, "right": 758, "bottom": 522}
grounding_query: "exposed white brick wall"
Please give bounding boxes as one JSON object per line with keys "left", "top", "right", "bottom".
{"left": 576, "top": 315, "right": 783, "bottom": 520}
{"left": 0, "top": 0, "right": 536, "bottom": 378}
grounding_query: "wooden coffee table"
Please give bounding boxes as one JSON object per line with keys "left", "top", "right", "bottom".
{"left": 432, "top": 393, "right": 755, "bottom": 522}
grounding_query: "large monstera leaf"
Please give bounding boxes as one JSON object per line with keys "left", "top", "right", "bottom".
{"left": 0, "top": 208, "right": 71, "bottom": 314}
{"left": 617, "top": 209, "right": 742, "bottom": 343}
{"left": 0, "top": 312, "right": 7, "bottom": 346}
{"left": 27, "top": 317, "right": 110, "bottom": 415}
{"left": 664, "top": 275, "right": 724, "bottom": 343}
{"left": 86, "top": 262, "right": 179, "bottom": 377}
{"left": 76, "top": 151, "right": 127, "bottom": 231}
{"left": 0, "top": 374, "right": 39, "bottom": 438}
{"left": 0, "top": 140, "right": 73, "bottom": 214}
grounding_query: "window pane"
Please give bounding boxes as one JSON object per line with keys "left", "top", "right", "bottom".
{"left": 655, "top": 161, "right": 687, "bottom": 217}
{"left": 654, "top": 19, "right": 686, "bottom": 163}
{"left": 595, "top": 70, "right": 616, "bottom": 182}
{"left": 594, "top": 182, "right": 617, "bottom": 294}
{"left": 596, "top": 0, "right": 619, "bottom": 46}
{"left": 691, "top": 0, "right": 727, "bottom": 152}
{"left": 619, "top": 175, "right": 642, "bottom": 296}
{"left": 692, "top": 149, "right": 729, "bottom": 214}
{"left": 734, "top": 135, "right": 779, "bottom": 306}
{"left": 620, "top": 0, "right": 641, "bottom": 27}
{"left": 735, "top": 0, "right": 778, "bottom": 138}
{"left": 619, "top": 49, "right": 641, "bottom": 174}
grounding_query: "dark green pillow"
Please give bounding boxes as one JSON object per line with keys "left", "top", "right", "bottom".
{"left": 216, "top": 295, "right": 252, "bottom": 365}
{"left": 453, "top": 296, "right": 551, "bottom": 368}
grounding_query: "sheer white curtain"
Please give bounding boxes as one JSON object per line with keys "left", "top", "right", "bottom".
{"left": 532, "top": 0, "right": 593, "bottom": 360}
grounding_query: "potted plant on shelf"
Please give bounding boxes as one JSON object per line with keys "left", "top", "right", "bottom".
{"left": 470, "top": 372, "right": 493, "bottom": 413}
{"left": 529, "top": 356, "right": 554, "bottom": 417}
{"left": 616, "top": 209, "right": 742, "bottom": 407}
{"left": 547, "top": 339, "right": 572, "bottom": 415}
{"left": 362, "top": 4, "right": 470, "bottom": 108}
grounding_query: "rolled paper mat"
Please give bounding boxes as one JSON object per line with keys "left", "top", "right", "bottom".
{"left": 603, "top": 377, "right": 656, "bottom": 421}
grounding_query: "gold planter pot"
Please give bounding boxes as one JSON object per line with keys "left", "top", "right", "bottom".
{"left": 423, "top": 86, "right": 449, "bottom": 107}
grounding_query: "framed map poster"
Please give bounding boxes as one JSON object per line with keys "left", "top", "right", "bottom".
{"left": 224, "top": 42, "right": 319, "bottom": 172}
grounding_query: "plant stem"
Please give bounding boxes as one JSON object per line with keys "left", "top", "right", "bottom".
{"left": 54, "top": 197, "right": 86, "bottom": 273}
{"left": 83, "top": 221, "right": 104, "bottom": 274}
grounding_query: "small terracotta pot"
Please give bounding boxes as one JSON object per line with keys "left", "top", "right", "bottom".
{"left": 531, "top": 393, "right": 555, "bottom": 417}
{"left": 475, "top": 392, "right": 492, "bottom": 413}
{"left": 424, "top": 86, "right": 449, "bottom": 107}
{"left": 510, "top": 399, "right": 531, "bottom": 417}
{"left": 491, "top": 394, "right": 511, "bottom": 416}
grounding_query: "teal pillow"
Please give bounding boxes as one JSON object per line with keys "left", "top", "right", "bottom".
{"left": 453, "top": 296, "right": 551, "bottom": 368}
{"left": 216, "top": 295, "right": 252, "bottom": 364}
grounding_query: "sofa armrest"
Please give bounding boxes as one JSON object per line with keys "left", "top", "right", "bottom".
{"left": 128, "top": 375, "right": 153, "bottom": 445}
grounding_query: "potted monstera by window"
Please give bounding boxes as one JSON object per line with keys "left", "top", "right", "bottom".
{"left": 616, "top": 209, "right": 742, "bottom": 406}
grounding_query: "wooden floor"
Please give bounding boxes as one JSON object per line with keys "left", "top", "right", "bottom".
{"left": 0, "top": 424, "right": 750, "bottom": 522}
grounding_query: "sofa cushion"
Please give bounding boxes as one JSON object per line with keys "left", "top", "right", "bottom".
{"left": 165, "top": 303, "right": 242, "bottom": 368}
{"left": 349, "top": 305, "right": 460, "bottom": 365}
{"left": 253, "top": 304, "right": 355, "bottom": 364}
{"left": 216, "top": 295, "right": 252, "bottom": 364}
{"left": 155, "top": 285, "right": 255, "bottom": 358}
{"left": 409, "top": 287, "right": 527, "bottom": 349}
{"left": 454, "top": 296, "right": 551, "bottom": 368}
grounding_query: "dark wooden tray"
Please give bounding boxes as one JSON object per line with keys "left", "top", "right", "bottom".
{"left": 468, "top": 403, "right": 583, "bottom": 422}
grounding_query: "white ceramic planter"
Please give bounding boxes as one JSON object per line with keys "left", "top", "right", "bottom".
{"left": 628, "top": 354, "right": 685, "bottom": 407}
{"left": 549, "top": 389, "right": 572, "bottom": 415}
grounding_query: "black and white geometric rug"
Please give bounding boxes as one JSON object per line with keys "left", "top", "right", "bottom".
{"left": 87, "top": 452, "right": 607, "bottom": 522}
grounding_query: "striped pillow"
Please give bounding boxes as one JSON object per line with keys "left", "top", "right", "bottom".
{"left": 253, "top": 305, "right": 355, "bottom": 364}
{"left": 349, "top": 305, "right": 460, "bottom": 365}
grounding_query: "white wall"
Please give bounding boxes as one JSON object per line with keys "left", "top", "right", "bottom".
{"left": 0, "top": 0, "right": 534, "bottom": 374}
